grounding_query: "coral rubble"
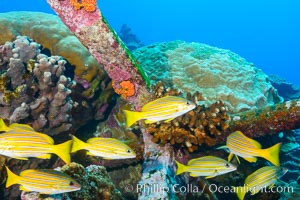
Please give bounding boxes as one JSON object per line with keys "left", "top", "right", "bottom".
{"left": 133, "top": 41, "right": 283, "bottom": 113}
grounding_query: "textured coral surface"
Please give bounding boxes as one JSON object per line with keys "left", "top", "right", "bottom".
{"left": 133, "top": 41, "right": 283, "bottom": 113}
{"left": 0, "top": 11, "right": 108, "bottom": 98}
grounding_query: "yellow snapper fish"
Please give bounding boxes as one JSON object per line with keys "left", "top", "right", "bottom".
{"left": 218, "top": 131, "right": 281, "bottom": 166}
{"left": 233, "top": 166, "right": 288, "bottom": 200}
{"left": 123, "top": 95, "right": 196, "bottom": 127}
{"left": 71, "top": 136, "right": 136, "bottom": 159}
{"left": 0, "top": 119, "right": 72, "bottom": 164}
{"left": 175, "top": 156, "right": 237, "bottom": 178}
{"left": 5, "top": 166, "right": 81, "bottom": 194}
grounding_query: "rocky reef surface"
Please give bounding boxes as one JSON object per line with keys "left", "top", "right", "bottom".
{"left": 0, "top": 12, "right": 114, "bottom": 135}
{"left": 269, "top": 74, "right": 300, "bottom": 101}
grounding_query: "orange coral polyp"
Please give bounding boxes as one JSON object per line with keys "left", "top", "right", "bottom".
{"left": 69, "top": 0, "right": 97, "bottom": 12}
{"left": 113, "top": 80, "right": 135, "bottom": 99}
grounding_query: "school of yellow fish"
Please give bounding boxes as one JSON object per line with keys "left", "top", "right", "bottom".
{"left": 0, "top": 96, "right": 288, "bottom": 198}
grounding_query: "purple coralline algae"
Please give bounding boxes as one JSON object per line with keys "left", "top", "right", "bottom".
{"left": 47, "top": 0, "right": 150, "bottom": 107}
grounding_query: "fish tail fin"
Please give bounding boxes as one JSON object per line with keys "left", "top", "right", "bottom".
{"left": 123, "top": 110, "right": 141, "bottom": 127}
{"left": 175, "top": 161, "right": 187, "bottom": 175}
{"left": 5, "top": 166, "right": 20, "bottom": 188}
{"left": 262, "top": 142, "right": 281, "bottom": 166}
{"left": 71, "top": 136, "right": 87, "bottom": 153}
{"left": 0, "top": 118, "right": 11, "bottom": 132}
{"left": 52, "top": 140, "right": 73, "bottom": 164}
{"left": 232, "top": 186, "right": 247, "bottom": 200}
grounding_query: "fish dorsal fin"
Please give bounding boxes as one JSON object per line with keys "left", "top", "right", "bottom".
{"left": 141, "top": 96, "right": 170, "bottom": 111}
{"left": 87, "top": 137, "right": 121, "bottom": 145}
{"left": 249, "top": 139, "right": 261, "bottom": 149}
{"left": 20, "top": 169, "right": 37, "bottom": 177}
{"left": 87, "top": 137, "right": 104, "bottom": 144}
{"left": 231, "top": 131, "right": 261, "bottom": 149}
{"left": 141, "top": 96, "right": 183, "bottom": 111}
{"left": 187, "top": 156, "right": 217, "bottom": 165}
{"left": 187, "top": 157, "right": 199, "bottom": 165}
{"left": 33, "top": 132, "right": 54, "bottom": 144}
{"left": 9, "top": 123, "right": 34, "bottom": 131}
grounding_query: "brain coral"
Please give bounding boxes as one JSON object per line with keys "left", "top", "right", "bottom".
{"left": 133, "top": 41, "right": 283, "bottom": 113}
{"left": 0, "top": 11, "right": 106, "bottom": 97}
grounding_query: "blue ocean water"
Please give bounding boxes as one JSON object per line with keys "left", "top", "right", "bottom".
{"left": 0, "top": 0, "right": 299, "bottom": 87}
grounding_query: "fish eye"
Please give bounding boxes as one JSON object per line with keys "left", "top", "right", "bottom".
{"left": 186, "top": 101, "right": 190, "bottom": 105}
{"left": 127, "top": 149, "right": 132, "bottom": 153}
{"left": 225, "top": 163, "right": 230, "bottom": 168}
{"left": 69, "top": 181, "right": 74, "bottom": 186}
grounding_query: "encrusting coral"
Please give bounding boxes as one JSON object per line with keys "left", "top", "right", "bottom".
{"left": 133, "top": 40, "right": 283, "bottom": 113}
{"left": 112, "top": 80, "right": 135, "bottom": 99}
{"left": 146, "top": 82, "right": 230, "bottom": 152}
{"left": 69, "top": 0, "right": 97, "bottom": 12}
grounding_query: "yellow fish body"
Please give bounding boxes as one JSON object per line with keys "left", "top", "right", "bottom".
{"left": 176, "top": 156, "right": 236, "bottom": 178}
{"left": 0, "top": 119, "right": 72, "bottom": 164}
{"left": 5, "top": 166, "right": 81, "bottom": 194}
{"left": 123, "top": 96, "right": 196, "bottom": 127}
{"left": 219, "top": 131, "right": 281, "bottom": 166}
{"left": 71, "top": 136, "right": 136, "bottom": 159}
{"left": 233, "top": 166, "right": 287, "bottom": 200}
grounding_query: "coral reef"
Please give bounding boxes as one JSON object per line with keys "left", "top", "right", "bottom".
{"left": 45, "top": 3, "right": 175, "bottom": 199}
{"left": 47, "top": 0, "right": 151, "bottom": 107}
{"left": 223, "top": 99, "right": 300, "bottom": 143}
{"left": 0, "top": 36, "right": 74, "bottom": 135}
{"left": 118, "top": 24, "right": 144, "bottom": 51}
{"left": 133, "top": 40, "right": 283, "bottom": 113}
{"left": 60, "top": 162, "right": 123, "bottom": 200}
{"left": 269, "top": 74, "right": 300, "bottom": 101}
{"left": 147, "top": 83, "right": 230, "bottom": 152}
{"left": 0, "top": 11, "right": 109, "bottom": 99}
{"left": 17, "top": 163, "right": 123, "bottom": 200}
{"left": 112, "top": 80, "right": 136, "bottom": 99}
{"left": 69, "top": 0, "right": 97, "bottom": 12}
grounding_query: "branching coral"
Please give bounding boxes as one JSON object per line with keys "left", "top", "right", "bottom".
{"left": 69, "top": 0, "right": 97, "bottom": 12}
{"left": 147, "top": 82, "right": 230, "bottom": 152}
{"left": 0, "top": 36, "right": 75, "bottom": 135}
